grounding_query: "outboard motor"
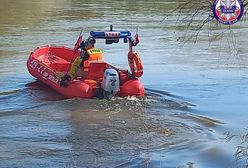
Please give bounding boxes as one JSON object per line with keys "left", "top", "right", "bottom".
{"left": 101, "top": 68, "right": 120, "bottom": 97}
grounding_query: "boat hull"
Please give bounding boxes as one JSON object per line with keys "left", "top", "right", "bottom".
{"left": 27, "top": 45, "right": 145, "bottom": 98}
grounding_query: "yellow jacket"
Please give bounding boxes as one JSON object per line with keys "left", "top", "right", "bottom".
{"left": 69, "top": 48, "right": 103, "bottom": 78}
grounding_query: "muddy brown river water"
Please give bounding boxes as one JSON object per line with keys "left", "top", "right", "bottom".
{"left": 1, "top": 0, "right": 248, "bottom": 167}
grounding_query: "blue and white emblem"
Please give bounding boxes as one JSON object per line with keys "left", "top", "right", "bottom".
{"left": 212, "top": 0, "right": 244, "bottom": 25}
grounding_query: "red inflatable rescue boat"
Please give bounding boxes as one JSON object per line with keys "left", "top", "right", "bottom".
{"left": 27, "top": 27, "right": 145, "bottom": 98}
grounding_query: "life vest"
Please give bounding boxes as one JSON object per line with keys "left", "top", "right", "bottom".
{"left": 128, "top": 50, "right": 143, "bottom": 78}
{"left": 83, "top": 48, "right": 103, "bottom": 71}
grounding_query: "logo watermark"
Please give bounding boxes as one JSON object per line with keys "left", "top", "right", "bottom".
{"left": 212, "top": 0, "right": 244, "bottom": 25}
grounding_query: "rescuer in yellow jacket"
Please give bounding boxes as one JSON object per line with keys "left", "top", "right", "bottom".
{"left": 60, "top": 37, "right": 103, "bottom": 87}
